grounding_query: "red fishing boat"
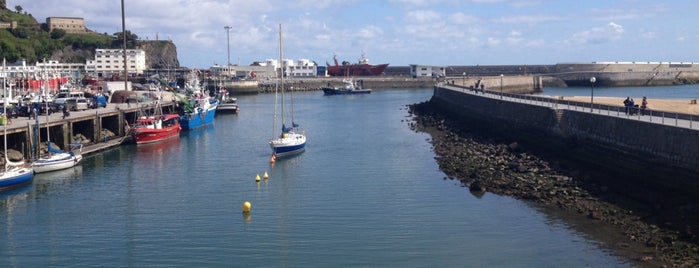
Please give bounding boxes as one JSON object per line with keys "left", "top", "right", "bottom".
{"left": 326, "top": 53, "right": 389, "bottom": 76}
{"left": 129, "top": 114, "right": 182, "bottom": 144}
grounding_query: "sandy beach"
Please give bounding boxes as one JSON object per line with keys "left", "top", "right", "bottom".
{"left": 555, "top": 96, "right": 699, "bottom": 115}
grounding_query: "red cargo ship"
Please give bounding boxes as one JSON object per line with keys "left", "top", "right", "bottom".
{"left": 326, "top": 54, "right": 389, "bottom": 76}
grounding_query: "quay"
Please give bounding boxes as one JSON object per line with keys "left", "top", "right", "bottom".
{"left": 428, "top": 83, "right": 699, "bottom": 206}
{"left": 3, "top": 101, "right": 177, "bottom": 160}
{"left": 431, "top": 83, "right": 699, "bottom": 172}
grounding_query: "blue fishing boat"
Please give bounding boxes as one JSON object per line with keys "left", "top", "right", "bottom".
{"left": 176, "top": 72, "right": 219, "bottom": 130}
{"left": 179, "top": 97, "right": 219, "bottom": 130}
{"left": 321, "top": 78, "right": 372, "bottom": 95}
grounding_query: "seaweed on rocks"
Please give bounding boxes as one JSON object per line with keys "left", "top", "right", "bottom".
{"left": 407, "top": 99, "right": 699, "bottom": 268}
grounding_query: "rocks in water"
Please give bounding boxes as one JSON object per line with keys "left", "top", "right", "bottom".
{"left": 0, "top": 149, "right": 25, "bottom": 163}
{"left": 72, "top": 133, "right": 91, "bottom": 144}
{"left": 406, "top": 100, "right": 699, "bottom": 267}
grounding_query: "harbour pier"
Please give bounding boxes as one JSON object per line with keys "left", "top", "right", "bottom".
{"left": 2, "top": 102, "right": 177, "bottom": 160}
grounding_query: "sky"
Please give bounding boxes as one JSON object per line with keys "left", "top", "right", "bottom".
{"left": 6, "top": 0, "right": 698, "bottom": 69}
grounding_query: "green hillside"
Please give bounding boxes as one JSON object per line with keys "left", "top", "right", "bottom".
{"left": 0, "top": 6, "right": 133, "bottom": 64}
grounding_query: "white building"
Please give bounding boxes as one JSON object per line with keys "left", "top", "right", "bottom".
{"left": 287, "top": 59, "right": 317, "bottom": 77}
{"left": 86, "top": 49, "right": 147, "bottom": 76}
{"left": 209, "top": 58, "right": 317, "bottom": 79}
{"left": 259, "top": 58, "right": 317, "bottom": 77}
{"left": 410, "top": 64, "right": 446, "bottom": 78}
{"left": 2, "top": 59, "right": 85, "bottom": 79}
{"left": 36, "top": 60, "right": 85, "bottom": 77}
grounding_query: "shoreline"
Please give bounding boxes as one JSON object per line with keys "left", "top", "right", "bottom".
{"left": 407, "top": 100, "right": 698, "bottom": 267}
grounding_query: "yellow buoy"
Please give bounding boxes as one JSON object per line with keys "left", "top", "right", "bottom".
{"left": 242, "top": 201, "right": 251, "bottom": 213}
{"left": 255, "top": 174, "right": 261, "bottom": 182}
{"left": 263, "top": 172, "right": 269, "bottom": 180}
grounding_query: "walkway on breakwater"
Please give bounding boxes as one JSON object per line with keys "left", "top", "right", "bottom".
{"left": 439, "top": 82, "right": 699, "bottom": 130}
{"left": 433, "top": 83, "right": 699, "bottom": 173}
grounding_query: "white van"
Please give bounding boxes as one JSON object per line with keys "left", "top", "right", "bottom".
{"left": 75, "top": 98, "right": 89, "bottom": 111}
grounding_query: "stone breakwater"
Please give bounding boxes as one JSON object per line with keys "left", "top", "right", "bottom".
{"left": 407, "top": 100, "right": 698, "bottom": 268}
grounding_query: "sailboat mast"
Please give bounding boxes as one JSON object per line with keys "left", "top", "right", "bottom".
{"left": 279, "top": 24, "right": 285, "bottom": 130}
{"left": 2, "top": 58, "right": 8, "bottom": 170}
{"left": 43, "top": 69, "right": 50, "bottom": 158}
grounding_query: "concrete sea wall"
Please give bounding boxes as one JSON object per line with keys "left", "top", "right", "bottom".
{"left": 430, "top": 86, "right": 699, "bottom": 191}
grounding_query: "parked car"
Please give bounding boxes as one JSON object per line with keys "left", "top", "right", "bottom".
{"left": 60, "top": 98, "right": 78, "bottom": 111}
{"left": 13, "top": 105, "right": 31, "bottom": 118}
{"left": 34, "top": 102, "right": 58, "bottom": 115}
{"left": 75, "top": 98, "right": 89, "bottom": 111}
{"left": 1, "top": 105, "right": 20, "bottom": 118}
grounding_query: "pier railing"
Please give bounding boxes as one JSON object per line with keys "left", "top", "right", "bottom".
{"left": 447, "top": 84, "right": 699, "bottom": 130}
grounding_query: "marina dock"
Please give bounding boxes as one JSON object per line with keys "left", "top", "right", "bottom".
{"left": 3, "top": 101, "right": 177, "bottom": 160}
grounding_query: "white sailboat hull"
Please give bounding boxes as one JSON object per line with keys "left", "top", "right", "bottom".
{"left": 270, "top": 132, "right": 306, "bottom": 157}
{"left": 31, "top": 153, "right": 83, "bottom": 173}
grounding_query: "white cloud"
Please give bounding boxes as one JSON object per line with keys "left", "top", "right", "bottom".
{"left": 569, "top": 22, "right": 624, "bottom": 45}
{"left": 449, "top": 12, "right": 480, "bottom": 25}
{"left": 406, "top": 10, "right": 442, "bottom": 23}
{"left": 496, "top": 15, "right": 561, "bottom": 25}
{"left": 506, "top": 30, "right": 523, "bottom": 45}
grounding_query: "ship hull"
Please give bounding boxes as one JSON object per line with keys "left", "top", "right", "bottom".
{"left": 327, "top": 63, "right": 389, "bottom": 76}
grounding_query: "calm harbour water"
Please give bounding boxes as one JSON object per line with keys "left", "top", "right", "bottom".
{"left": 0, "top": 88, "right": 630, "bottom": 267}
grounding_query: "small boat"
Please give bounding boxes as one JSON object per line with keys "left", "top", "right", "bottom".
{"left": 30, "top": 143, "right": 83, "bottom": 174}
{"left": 179, "top": 96, "right": 218, "bottom": 130}
{"left": 0, "top": 163, "right": 34, "bottom": 189}
{"left": 270, "top": 24, "right": 307, "bottom": 158}
{"left": 216, "top": 88, "right": 239, "bottom": 114}
{"left": 321, "top": 78, "right": 372, "bottom": 95}
{"left": 129, "top": 114, "right": 182, "bottom": 144}
{"left": 1, "top": 59, "right": 34, "bottom": 188}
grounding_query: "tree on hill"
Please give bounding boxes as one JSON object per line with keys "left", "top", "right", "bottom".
{"left": 50, "top": 29, "right": 66, "bottom": 39}
{"left": 112, "top": 30, "right": 139, "bottom": 49}
{"left": 14, "top": 5, "right": 21, "bottom": 13}
{"left": 1, "top": 1, "right": 6, "bottom": 9}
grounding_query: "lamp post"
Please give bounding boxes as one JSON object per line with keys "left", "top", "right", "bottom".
{"left": 500, "top": 74, "right": 504, "bottom": 99}
{"left": 224, "top": 25, "right": 232, "bottom": 66}
{"left": 590, "top": 76, "right": 596, "bottom": 112}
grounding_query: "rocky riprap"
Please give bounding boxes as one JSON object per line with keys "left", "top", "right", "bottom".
{"left": 407, "top": 100, "right": 698, "bottom": 267}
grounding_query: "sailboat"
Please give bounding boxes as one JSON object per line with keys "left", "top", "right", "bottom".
{"left": 30, "top": 74, "right": 83, "bottom": 173}
{"left": 0, "top": 58, "right": 33, "bottom": 189}
{"left": 269, "top": 24, "right": 306, "bottom": 159}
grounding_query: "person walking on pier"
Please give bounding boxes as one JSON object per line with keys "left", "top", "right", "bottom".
{"left": 62, "top": 105, "right": 70, "bottom": 119}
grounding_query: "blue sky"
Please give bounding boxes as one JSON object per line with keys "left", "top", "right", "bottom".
{"left": 7, "top": 0, "right": 698, "bottom": 69}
